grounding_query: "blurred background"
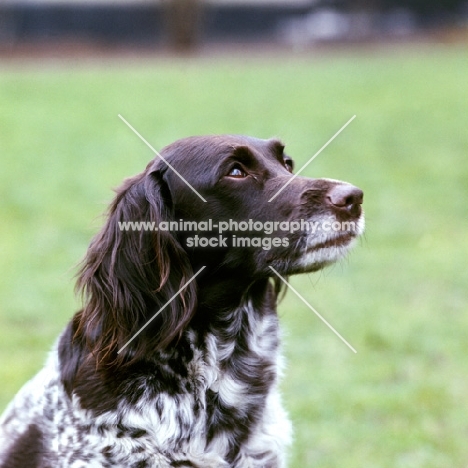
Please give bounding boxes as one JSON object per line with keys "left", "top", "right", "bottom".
{"left": 0, "top": 0, "right": 467, "bottom": 52}
{"left": 1, "top": 1, "right": 467, "bottom": 467}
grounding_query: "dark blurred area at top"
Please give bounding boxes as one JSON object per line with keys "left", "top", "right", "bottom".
{"left": 0, "top": 0, "right": 467, "bottom": 55}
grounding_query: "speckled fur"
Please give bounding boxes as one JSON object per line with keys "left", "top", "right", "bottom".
{"left": 0, "top": 299, "right": 291, "bottom": 468}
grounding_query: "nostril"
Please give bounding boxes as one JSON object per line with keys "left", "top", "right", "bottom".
{"left": 327, "top": 184, "right": 364, "bottom": 212}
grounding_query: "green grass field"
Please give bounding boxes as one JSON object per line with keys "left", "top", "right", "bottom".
{"left": 1, "top": 45, "right": 467, "bottom": 467}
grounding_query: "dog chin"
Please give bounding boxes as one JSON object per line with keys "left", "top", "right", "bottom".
{"left": 296, "top": 214, "right": 365, "bottom": 272}
{"left": 291, "top": 234, "right": 359, "bottom": 274}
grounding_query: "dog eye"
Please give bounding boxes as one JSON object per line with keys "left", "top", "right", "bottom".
{"left": 284, "top": 159, "right": 294, "bottom": 173}
{"left": 227, "top": 166, "right": 247, "bottom": 178}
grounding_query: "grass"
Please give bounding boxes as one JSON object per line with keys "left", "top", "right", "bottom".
{"left": 1, "top": 45, "right": 468, "bottom": 467}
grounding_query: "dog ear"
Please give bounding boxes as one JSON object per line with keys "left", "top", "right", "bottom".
{"left": 74, "top": 164, "right": 197, "bottom": 368}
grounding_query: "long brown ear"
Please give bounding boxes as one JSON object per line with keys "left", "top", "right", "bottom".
{"left": 74, "top": 165, "right": 197, "bottom": 368}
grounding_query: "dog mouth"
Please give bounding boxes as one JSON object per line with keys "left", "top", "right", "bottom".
{"left": 286, "top": 222, "right": 363, "bottom": 274}
{"left": 306, "top": 231, "right": 356, "bottom": 252}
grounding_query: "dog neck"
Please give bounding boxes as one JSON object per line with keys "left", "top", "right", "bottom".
{"left": 192, "top": 275, "right": 275, "bottom": 336}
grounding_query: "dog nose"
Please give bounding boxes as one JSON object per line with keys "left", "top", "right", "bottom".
{"left": 327, "top": 184, "right": 363, "bottom": 217}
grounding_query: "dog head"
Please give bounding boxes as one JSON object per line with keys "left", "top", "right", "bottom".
{"left": 155, "top": 135, "right": 364, "bottom": 277}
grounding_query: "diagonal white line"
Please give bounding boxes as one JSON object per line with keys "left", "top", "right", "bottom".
{"left": 269, "top": 266, "right": 357, "bottom": 353}
{"left": 268, "top": 115, "right": 356, "bottom": 202}
{"left": 118, "top": 114, "right": 207, "bottom": 203}
{"left": 117, "top": 266, "right": 206, "bottom": 355}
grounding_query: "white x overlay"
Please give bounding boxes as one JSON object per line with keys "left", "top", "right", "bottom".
{"left": 268, "top": 115, "right": 356, "bottom": 202}
{"left": 118, "top": 115, "right": 358, "bottom": 354}
{"left": 269, "top": 266, "right": 357, "bottom": 353}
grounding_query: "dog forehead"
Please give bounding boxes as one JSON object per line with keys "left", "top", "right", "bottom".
{"left": 160, "top": 135, "right": 283, "bottom": 162}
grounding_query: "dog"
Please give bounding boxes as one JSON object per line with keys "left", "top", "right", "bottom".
{"left": 0, "top": 135, "right": 364, "bottom": 467}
